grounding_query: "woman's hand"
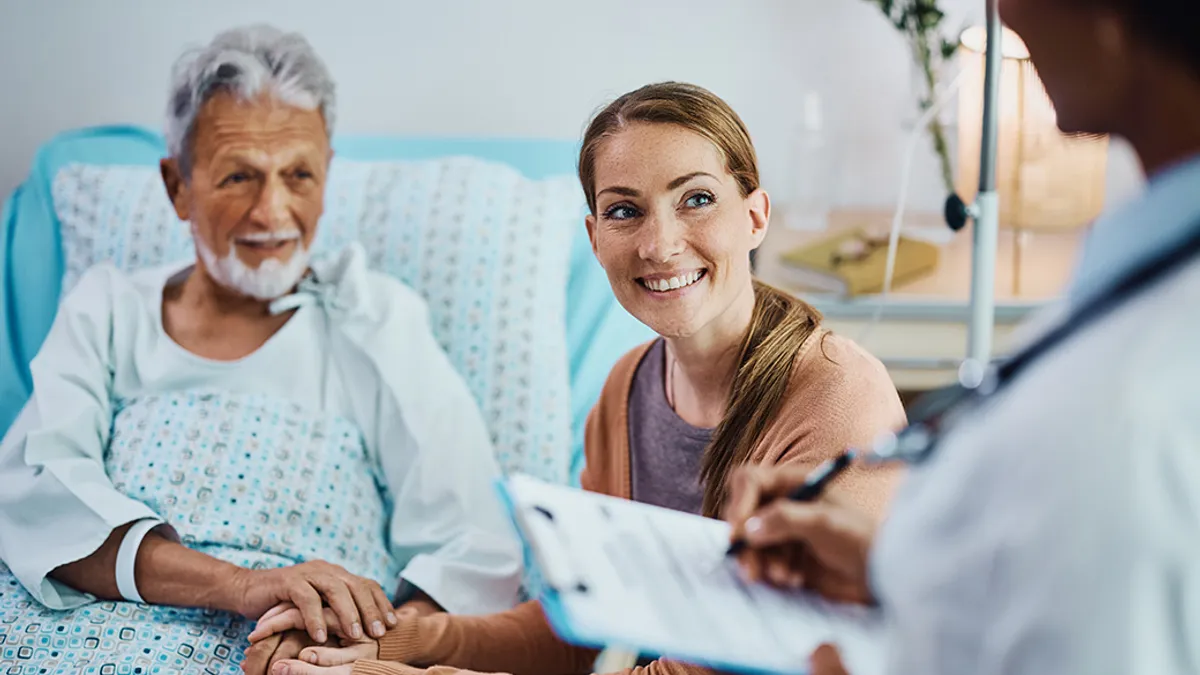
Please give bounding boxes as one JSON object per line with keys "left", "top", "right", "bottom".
{"left": 724, "top": 464, "right": 878, "bottom": 606}
{"left": 290, "top": 641, "right": 379, "bottom": 669}
{"left": 251, "top": 604, "right": 346, "bottom": 643}
{"left": 271, "top": 663, "right": 479, "bottom": 675}
{"left": 269, "top": 661, "right": 431, "bottom": 675}
{"left": 243, "top": 629, "right": 321, "bottom": 675}
{"left": 269, "top": 661, "right": 354, "bottom": 675}
{"left": 231, "top": 561, "right": 397, "bottom": 643}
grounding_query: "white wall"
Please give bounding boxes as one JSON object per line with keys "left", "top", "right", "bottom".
{"left": 0, "top": 0, "right": 1143, "bottom": 215}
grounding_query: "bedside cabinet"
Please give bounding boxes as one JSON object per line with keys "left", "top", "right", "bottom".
{"left": 756, "top": 209, "right": 1083, "bottom": 395}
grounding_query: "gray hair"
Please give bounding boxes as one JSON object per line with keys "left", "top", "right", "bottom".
{"left": 165, "top": 24, "right": 336, "bottom": 174}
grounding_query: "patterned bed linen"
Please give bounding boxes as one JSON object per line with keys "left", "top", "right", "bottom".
{"left": 0, "top": 390, "right": 400, "bottom": 674}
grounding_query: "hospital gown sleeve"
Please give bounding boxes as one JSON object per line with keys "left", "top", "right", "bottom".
{"left": 354, "top": 275, "right": 522, "bottom": 616}
{"left": 0, "top": 266, "right": 165, "bottom": 609}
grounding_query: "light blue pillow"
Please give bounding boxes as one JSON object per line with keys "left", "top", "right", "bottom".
{"left": 52, "top": 156, "right": 580, "bottom": 484}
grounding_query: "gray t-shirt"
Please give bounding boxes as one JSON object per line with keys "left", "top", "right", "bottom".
{"left": 628, "top": 339, "right": 714, "bottom": 515}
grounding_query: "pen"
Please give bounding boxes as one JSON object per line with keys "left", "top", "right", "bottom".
{"left": 725, "top": 450, "right": 857, "bottom": 556}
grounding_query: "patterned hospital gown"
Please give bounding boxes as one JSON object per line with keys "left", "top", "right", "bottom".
{"left": 0, "top": 390, "right": 401, "bottom": 674}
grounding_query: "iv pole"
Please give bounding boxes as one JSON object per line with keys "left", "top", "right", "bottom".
{"left": 946, "top": 0, "right": 1004, "bottom": 378}
{"left": 968, "top": 0, "right": 1003, "bottom": 367}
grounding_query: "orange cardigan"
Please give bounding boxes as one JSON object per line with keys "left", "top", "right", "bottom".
{"left": 354, "top": 329, "right": 906, "bottom": 675}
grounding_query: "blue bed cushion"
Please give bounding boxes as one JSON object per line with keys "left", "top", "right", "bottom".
{"left": 0, "top": 126, "right": 652, "bottom": 485}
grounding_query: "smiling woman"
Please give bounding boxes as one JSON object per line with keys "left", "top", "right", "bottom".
{"left": 581, "top": 98, "right": 821, "bottom": 515}
{"left": 255, "top": 82, "right": 906, "bottom": 675}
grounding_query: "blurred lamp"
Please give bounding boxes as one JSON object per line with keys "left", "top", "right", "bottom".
{"left": 955, "top": 25, "right": 1109, "bottom": 234}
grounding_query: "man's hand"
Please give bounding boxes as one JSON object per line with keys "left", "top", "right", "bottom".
{"left": 725, "top": 465, "right": 878, "bottom": 606}
{"left": 231, "top": 561, "right": 397, "bottom": 643}
{"left": 249, "top": 592, "right": 438, "bottom": 644}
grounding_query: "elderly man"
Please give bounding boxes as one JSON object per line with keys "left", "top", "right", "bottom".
{"left": 0, "top": 25, "right": 522, "bottom": 674}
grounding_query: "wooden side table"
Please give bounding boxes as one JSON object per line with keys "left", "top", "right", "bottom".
{"left": 755, "top": 208, "right": 1085, "bottom": 393}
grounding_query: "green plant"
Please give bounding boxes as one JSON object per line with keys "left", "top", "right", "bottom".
{"left": 866, "top": 0, "right": 959, "bottom": 192}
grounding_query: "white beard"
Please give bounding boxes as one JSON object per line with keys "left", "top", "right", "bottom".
{"left": 193, "top": 230, "right": 311, "bottom": 301}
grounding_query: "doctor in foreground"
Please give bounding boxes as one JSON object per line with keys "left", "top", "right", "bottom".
{"left": 728, "top": 0, "right": 1200, "bottom": 673}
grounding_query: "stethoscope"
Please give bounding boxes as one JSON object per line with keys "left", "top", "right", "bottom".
{"left": 860, "top": 220, "right": 1200, "bottom": 467}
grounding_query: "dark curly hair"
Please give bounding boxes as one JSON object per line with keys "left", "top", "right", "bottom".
{"left": 1105, "top": 0, "right": 1200, "bottom": 77}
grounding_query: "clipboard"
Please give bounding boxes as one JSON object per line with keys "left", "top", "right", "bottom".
{"left": 495, "top": 474, "right": 886, "bottom": 675}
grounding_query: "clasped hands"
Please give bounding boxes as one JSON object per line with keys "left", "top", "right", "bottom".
{"left": 234, "top": 560, "right": 438, "bottom": 675}
{"left": 241, "top": 463, "right": 879, "bottom": 675}
{"left": 244, "top": 602, "right": 389, "bottom": 675}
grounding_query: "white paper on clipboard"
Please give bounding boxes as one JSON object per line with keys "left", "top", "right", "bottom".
{"left": 500, "top": 474, "right": 886, "bottom": 675}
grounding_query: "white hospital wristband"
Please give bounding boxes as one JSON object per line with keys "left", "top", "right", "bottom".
{"left": 115, "top": 519, "right": 160, "bottom": 603}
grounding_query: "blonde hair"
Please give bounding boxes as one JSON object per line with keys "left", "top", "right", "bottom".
{"left": 579, "top": 82, "right": 824, "bottom": 517}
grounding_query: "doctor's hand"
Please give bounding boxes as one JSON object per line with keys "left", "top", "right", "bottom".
{"left": 725, "top": 464, "right": 878, "bottom": 606}
{"left": 809, "top": 644, "right": 852, "bottom": 675}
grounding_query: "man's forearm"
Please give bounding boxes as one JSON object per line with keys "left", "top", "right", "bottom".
{"left": 50, "top": 523, "right": 244, "bottom": 612}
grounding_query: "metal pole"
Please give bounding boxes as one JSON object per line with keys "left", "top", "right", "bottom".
{"left": 966, "top": 0, "right": 1003, "bottom": 368}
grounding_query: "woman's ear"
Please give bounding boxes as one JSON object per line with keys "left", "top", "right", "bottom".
{"left": 747, "top": 188, "right": 771, "bottom": 250}
{"left": 585, "top": 213, "right": 600, "bottom": 259}
{"left": 160, "top": 158, "right": 191, "bottom": 221}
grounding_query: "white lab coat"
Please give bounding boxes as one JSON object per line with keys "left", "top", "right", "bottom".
{"left": 873, "top": 156, "right": 1200, "bottom": 674}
